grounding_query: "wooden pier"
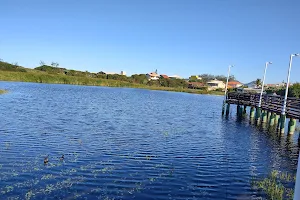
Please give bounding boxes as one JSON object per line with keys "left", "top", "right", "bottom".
{"left": 225, "top": 92, "right": 300, "bottom": 134}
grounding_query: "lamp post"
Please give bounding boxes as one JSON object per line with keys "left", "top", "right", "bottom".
{"left": 282, "top": 54, "right": 299, "bottom": 115}
{"left": 258, "top": 62, "right": 272, "bottom": 108}
{"left": 222, "top": 65, "right": 233, "bottom": 116}
{"left": 280, "top": 54, "right": 299, "bottom": 135}
{"left": 255, "top": 62, "right": 272, "bottom": 122}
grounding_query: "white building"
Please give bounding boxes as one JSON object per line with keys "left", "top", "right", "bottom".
{"left": 146, "top": 72, "right": 160, "bottom": 80}
{"left": 207, "top": 80, "right": 225, "bottom": 89}
{"left": 169, "top": 75, "right": 182, "bottom": 79}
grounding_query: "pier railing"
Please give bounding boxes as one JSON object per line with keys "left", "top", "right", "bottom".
{"left": 226, "top": 92, "right": 300, "bottom": 119}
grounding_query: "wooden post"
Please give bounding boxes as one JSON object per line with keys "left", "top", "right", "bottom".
{"left": 288, "top": 118, "right": 296, "bottom": 134}
{"left": 255, "top": 107, "right": 261, "bottom": 120}
{"left": 237, "top": 105, "right": 241, "bottom": 117}
{"left": 222, "top": 103, "right": 225, "bottom": 116}
{"left": 269, "top": 113, "right": 275, "bottom": 126}
{"left": 275, "top": 114, "right": 280, "bottom": 125}
{"left": 243, "top": 106, "right": 247, "bottom": 115}
{"left": 226, "top": 103, "right": 230, "bottom": 116}
{"left": 239, "top": 106, "right": 244, "bottom": 117}
{"left": 280, "top": 115, "right": 286, "bottom": 133}
{"left": 267, "top": 111, "right": 271, "bottom": 121}
{"left": 250, "top": 107, "right": 255, "bottom": 118}
{"left": 261, "top": 110, "right": 268, "bottom": 123}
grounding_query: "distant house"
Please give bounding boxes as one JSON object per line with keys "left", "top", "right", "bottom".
{"left": 207, "top": 80, "right": 225, "bottom": 89}
{"left": 189, "top": 75, "right": 202, "bottom": 80}
{"left": 188, "top": 82, "right": 205, "bottom": 89}
{"left": 169, "top": 75, "right": 182, "bottom": 79}
{"left": 265, "top": 83, "right": 286, "bottom": 88}
{"left": 120, "top": 71, "right": 126, "bottom": 75}
{"left": 98, "top": 71, "right": 126, "bottom": 75}
{"left": 228, "top": 81, "right": 243, "bottom": 88}
{"left": 160, "top": 74, "right": 169, "bottom": 79}
{"left": 146, "top": 72, "right": 160, "bottom": 80}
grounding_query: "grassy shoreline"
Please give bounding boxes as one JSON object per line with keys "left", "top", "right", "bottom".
{"left": 0, "top": 70, "right": 223, "bottom": 95}
{"left": 0, "top": 89, "right": 7, "bottom": 94}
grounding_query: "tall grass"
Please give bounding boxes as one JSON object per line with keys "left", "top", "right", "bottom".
{"left": 0, "top": 70, "right": 223, "bottom": 95}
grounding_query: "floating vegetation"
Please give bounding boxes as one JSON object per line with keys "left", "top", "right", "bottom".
{"left": 252, "top": 170, "right": 295, "bottom": 200}
{"left": 41, "top": 174, "right": 54, "bottom": 180}
{"left": 25, "top": 190, "right": 34, "bottom": 200}
{"left": 4, "top": 142, "right": 12, "bottom": 149}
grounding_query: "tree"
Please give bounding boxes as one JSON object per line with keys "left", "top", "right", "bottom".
{"left": 51, "top": 62, "right": 56, "bottom": 68}
{"left": 40, "top": 60, "right": 45, "bottom": 66}
{"left": 290, "top": 83, "right": 300, "bottom": 98}
{"left": 255, "top": 78, "right": 262, "bottom": 88}
{"left": 131, "top": 74, "right": 148, "bottom": 84}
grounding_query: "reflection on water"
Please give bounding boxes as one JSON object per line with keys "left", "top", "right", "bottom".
{"left": 0, "top": 82, "right": 299, "bottom": 200}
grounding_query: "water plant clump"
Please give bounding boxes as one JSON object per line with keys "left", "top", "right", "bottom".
{"left": 252, "top": 170, "right": 295, "bottom": 200}
{"left": 0, "top": 89, "right": 8, "bottom": 94}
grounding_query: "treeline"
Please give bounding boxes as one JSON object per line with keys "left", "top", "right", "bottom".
{"left": 34, "top": 65, "right": 190, "bottom": 88}
{"left": 190, "top": 74, "right": 236, "bottom": 82}
{"left": 266, "top": 83, "right": 300, "bottom": 98}
{"left": 0, "top": 61, "right": 235, "bottom": 92}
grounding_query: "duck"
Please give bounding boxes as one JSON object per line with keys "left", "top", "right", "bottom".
{"left": 60, "top": 154, "right": 64, "bottom": 161}
{"left": 44, "top": 155, "right": 49, "bottom": 164}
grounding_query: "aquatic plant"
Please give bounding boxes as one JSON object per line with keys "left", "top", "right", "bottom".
{"left": 25, "top": 190, "right": 34, "bottom": 200}
{"left": 0, "top": 89, "right": 8, "bottom": 94}
{"left": 252, "top": 170, "right": 295, "bottom": 200}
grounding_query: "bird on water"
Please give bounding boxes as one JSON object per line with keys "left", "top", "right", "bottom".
{"left": 44, "top": 155, "right": 49, "bottom": 164}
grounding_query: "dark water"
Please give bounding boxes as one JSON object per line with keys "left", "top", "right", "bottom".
{"left": 0, "top": 82, "right": 299, "bottom": 200}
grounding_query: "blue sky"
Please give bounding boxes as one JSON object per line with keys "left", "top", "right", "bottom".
{"left": 0, "top": 0, "right": 300, "bottom": 83}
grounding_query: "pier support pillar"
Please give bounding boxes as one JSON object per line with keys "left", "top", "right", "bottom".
{"left": 239, "top": 106, "right": 244, "bottom": 117}
{"left": 261, "top": 110, "right": 268, "bottom": 123}
{"left": 237, "top": 105, "right": 243, "bottom": 117}
{"left": 237, "top": 105, "right": 240, "bottom": 116}
{"left": 269, "top": 113, "right": 275, "bottom": 126}
{"left": 250, "top": 107, "right": 255, "bottom": 118}
{"left": 226, "top": 103, "right": 230, "bottom": 116}
{"left": 267, "top": 111, "right": 271, "bottom": 121}
{"left": 288, "top": 118, "right": 297, "bottom": 134}
{"left": 275, "top": 114, "right": 280, "bottom": 125}
{"left": 222, "top": 101, "right": 226, "bottom": 116}
{"left": 280, "top": 115, "right": 286, "bottom": 133}
{"left": 243, "top": 106, "right": 247, "bottom": 115}
{"left": 255, "top": 107, "right": 261, "bottom": 120}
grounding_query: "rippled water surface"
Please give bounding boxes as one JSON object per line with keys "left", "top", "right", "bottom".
{"left": 0, "top": 82, "right": 299, "bottom": 200}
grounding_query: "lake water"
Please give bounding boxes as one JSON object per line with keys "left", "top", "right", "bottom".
{"left": 0, "top": 81, "right": 299, "bottom": 200}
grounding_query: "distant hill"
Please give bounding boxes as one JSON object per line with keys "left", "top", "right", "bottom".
{"left": 0, "top": 61, "right": 27, "bottom": 72}
{"left": 244, "top": 81, "right": 256, "bottom": 88}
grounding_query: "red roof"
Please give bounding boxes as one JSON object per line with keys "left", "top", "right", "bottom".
{"left": 228, "top": 81, "right": 241, "bottom": 85}
{"left": 160, "top": 74, "right": 169, "bottom": 79}
{"left": 189, "top": 82, "right": 205, "bottom": 86}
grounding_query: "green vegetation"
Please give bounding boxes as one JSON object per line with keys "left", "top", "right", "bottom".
{"left": 252, "top": 170, "right": 295, "bottom": 200}
{"left": 256, "top": 78, "right": 262, "bottom": 87}
{"left": 0, "top": 89, "right": 7, "bottom": 94}
{"left": 0, "top": 60, "right": 225, "bottom": 95}
{"left": 189, "top": 74, "right": 236, "bottom": 83}
{"left": 0, "top": 61, "right": 27, "bottom": 72}
{"left": 266, "top": 83, "right": 300, "bottom": 98}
